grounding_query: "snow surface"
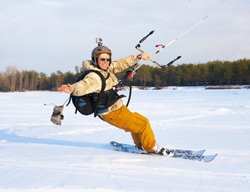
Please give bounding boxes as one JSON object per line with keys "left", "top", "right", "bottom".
{"left": 0, "top": 87, "right": 250, "bottom": 192}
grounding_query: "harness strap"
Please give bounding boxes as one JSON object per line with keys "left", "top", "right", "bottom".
{"left": 84, "top": 70, "right": 107, "bottom": 117}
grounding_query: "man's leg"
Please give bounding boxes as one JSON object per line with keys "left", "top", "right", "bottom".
{"left": 101, "top": 105, "right": 156, "bottom": 153}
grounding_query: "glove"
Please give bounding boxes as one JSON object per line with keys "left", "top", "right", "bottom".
{"left": 50, "top": 105, "right": 64, "bottom": 125}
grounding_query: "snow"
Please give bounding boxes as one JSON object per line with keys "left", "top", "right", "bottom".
{"left": 0, "top": 88, "right": 250, "bottom": 192}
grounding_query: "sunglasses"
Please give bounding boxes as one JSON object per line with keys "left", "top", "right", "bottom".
{"left": 99, "top": 58, "right": 111, "bottom": 62}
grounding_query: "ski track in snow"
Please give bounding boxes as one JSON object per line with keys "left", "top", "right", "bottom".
{"left": 0, "top": 88, "right": 250, "bottom": 192}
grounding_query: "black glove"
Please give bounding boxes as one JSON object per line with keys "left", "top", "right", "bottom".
{"left": 50, "top": 105, "right": 64, "bottom": 125}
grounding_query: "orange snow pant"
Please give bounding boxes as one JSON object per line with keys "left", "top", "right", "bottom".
{"left": 101, "top": 105, "right": 156, "bottom": 153}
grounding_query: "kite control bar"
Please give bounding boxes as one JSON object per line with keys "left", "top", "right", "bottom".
{"left": 135, "top": 30, "right": 164, "bottom": 68}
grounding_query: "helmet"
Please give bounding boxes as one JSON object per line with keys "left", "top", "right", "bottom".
{"left": 91, "top": 45, "right": 112, "bottom": 66}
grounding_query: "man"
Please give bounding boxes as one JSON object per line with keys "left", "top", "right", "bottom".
{"left": 58, "top": 42, "right": 168, "bottom": 155}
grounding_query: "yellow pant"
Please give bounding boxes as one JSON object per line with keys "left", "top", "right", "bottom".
{"left": 101, "top": 105, "right": 156, "bottom": 153}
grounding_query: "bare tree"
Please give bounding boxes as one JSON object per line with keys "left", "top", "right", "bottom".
{"left": 6, "top": 66, "right": 17, "bottom": 92}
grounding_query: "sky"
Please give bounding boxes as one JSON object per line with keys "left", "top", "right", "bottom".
{"left": 0, "top": 0, "right": 250, "bottom": 75}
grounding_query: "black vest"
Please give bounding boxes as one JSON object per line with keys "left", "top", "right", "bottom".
{"left": 68, "top": 70, "right": 125, "bottom": 117}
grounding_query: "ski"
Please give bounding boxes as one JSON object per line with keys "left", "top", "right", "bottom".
{"left": 110, "top": 141, "right": 217, "bottom": 162}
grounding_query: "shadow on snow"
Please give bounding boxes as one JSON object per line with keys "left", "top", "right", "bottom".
{"left": 0, "top": 129, "right": 111, "bottom": 151}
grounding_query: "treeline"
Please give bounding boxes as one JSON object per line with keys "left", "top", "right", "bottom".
{"left": 0, "top": 66, "right": 82, "bottom": 92}
{"left": 134, "top": 58, "right": 250, "bottom": 87}
{"left": 0, "top": 59, "right": 250, "bottom": 92}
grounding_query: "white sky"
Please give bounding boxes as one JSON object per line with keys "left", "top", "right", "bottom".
{"left": 0, "top": 0, "right": 250, "bottom": 74}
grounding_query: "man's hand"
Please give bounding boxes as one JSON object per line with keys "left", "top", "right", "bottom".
{"left": 141, "top": 52, "right": 152, "bottom": 60}
{"left": 58, "top": 84, "right": 74, "bottom": 93}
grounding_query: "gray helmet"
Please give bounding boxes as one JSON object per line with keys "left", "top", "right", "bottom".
{"left": 91, "top": 45, "right": 112, "bottom": 66}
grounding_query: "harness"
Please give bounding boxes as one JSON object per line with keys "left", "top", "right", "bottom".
{"left": 67, "top": 70, "right": 125, "bottom": 117}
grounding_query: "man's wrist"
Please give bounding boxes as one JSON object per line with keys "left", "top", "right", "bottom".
{"left": 136, "top": 54, "right": 142, "bottom": 61}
